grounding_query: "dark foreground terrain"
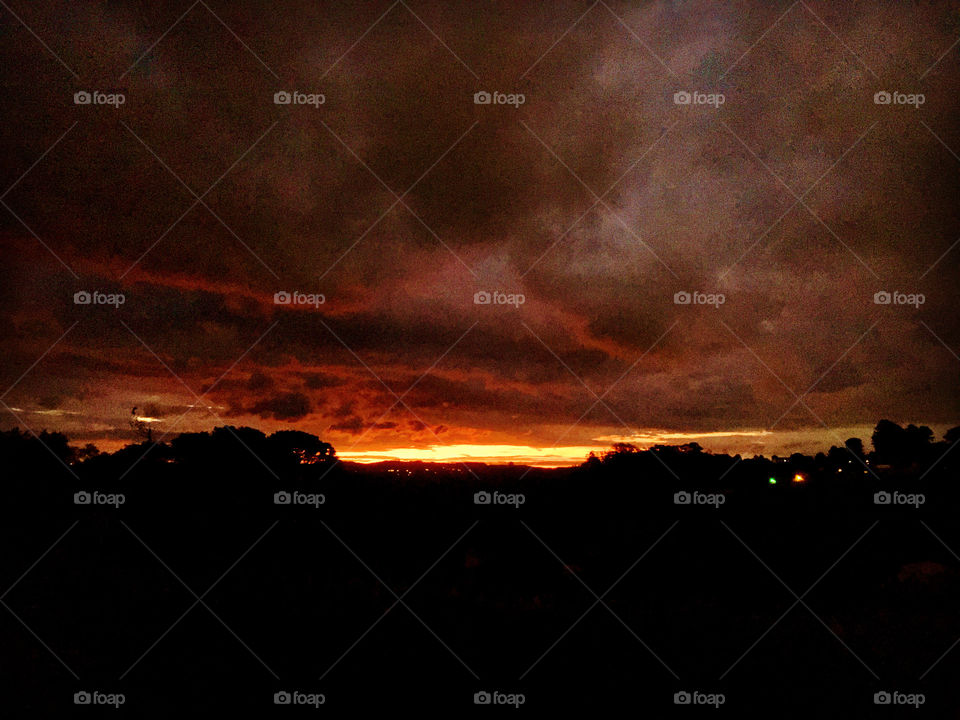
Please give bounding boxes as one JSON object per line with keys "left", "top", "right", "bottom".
{"left": 1, "top": 422, "right": 959, "bottom": 716}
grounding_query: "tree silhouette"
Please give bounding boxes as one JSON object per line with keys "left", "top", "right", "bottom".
{"left": 871, "top": 419, "right": 934, "bottom": 466}
{"left": 268, "top": 430, "right": 335, "bottom": 465}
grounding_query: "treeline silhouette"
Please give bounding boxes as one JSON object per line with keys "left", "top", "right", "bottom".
{"left": 2, "top": 419, "right": 959, "bottom": 716}
{"left": 6, "top": 417, "right": 958, "bottom": 488}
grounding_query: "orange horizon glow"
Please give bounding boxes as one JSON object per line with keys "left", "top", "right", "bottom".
{"left": 60, "top": 424, "right": 926, "bottom": 467}
{"left": 335, "top": 431, "right": 774, "bottom": 466}
{"left": 336, "top": 444, "right": 601, "bottom": 467}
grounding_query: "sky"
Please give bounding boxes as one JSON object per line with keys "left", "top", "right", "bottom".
{"left": 1, "top": 1, "right": 959, "bottom": 465}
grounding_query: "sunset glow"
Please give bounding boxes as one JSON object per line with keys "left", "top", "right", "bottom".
{"left": 0, "top": 1, "right": 957, "bottom": 465}
{"left": 337, "top": 444, "right": 602, "bottom": 467}
{"left": 2, "top": 1, "right": 959, "bottom": 713}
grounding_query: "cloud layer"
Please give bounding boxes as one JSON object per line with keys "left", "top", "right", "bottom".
{"left": 1, "top": 1, "right": 958, "bottom": 459}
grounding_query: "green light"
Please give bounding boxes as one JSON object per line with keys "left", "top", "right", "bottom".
{"left": 768, "top": 477, "right": 777, "bottom": 485}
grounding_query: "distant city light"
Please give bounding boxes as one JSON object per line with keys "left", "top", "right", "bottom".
{"left": 793, "top": 473, "right": 806, "bottom": 483}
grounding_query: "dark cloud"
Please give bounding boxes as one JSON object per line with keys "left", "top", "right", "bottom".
{"left": 246, "top": 371, "right": 275, "bottom": 392}
{"left": 302, "top": 371, "right": 345, "bottom": 390}
{"left": 330, "top": 416, "right": 364, "bottom": 435}
{"left": 1, "top": 1, "right": 958, "bottom": 456}
{"left": 245, "top": 392, "right": 312, "bottom": 421}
